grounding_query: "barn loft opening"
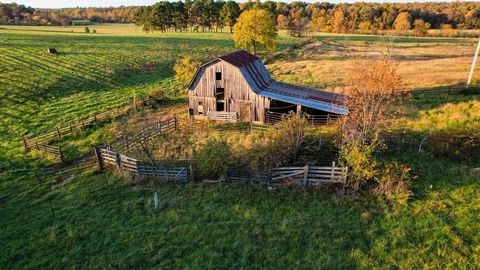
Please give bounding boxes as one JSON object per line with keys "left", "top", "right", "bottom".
{"left": 215, "top": 72, "right": 222, "bottom": 80}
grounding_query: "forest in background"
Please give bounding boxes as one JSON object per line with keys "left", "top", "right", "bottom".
{"left": 1, "top": 1, "right": 480, "bottom": 36}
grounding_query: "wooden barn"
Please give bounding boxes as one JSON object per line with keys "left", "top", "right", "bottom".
{"left": 188, "top": 50, "right": 348, "bottom": 125}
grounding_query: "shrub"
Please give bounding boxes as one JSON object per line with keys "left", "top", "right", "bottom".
{"left": 195, "top": 138, "right": 232, "bottom": 180}
{"left": 427, "top": 128, "right": 480, "bottom": 162}
{"left": 338, "top": 142, "right": 378, "bottom": 192}
{"left": 84, "top": 26, "right": 90, "bottom": 33}
{"left": 373, "top": 162, "right": 414, "bottom": 203}
{"left": 276, "top": 112, "right": 310, "bottom": 164}
{"left": 92, "top": 29, "right": 97, "bottom": 34}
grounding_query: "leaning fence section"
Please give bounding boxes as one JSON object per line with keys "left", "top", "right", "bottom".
{"left": 121, "top": 116, "right": 178, "bottom": 151}
{"left": 227, "top": 162, "right": 348, "bottom": 189}
{"left": 23, "top": 139, "right": 64, "bottom": 161}
{"left": 94, "top": 147, "right": 189, "bottom": 183}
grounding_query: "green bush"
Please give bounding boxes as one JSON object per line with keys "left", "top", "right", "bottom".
{"left": 194, "top": 138, "right": 232, "bottom": 180}
{"left": 84, "top": 26, "right": 90, "bottom": 33}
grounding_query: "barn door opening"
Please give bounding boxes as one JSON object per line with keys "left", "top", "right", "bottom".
{"left": 239, "top": 102, "right": 251, "bottom": 122}
{"left": 216, "top": 87, "right": 225, "bottom": 111}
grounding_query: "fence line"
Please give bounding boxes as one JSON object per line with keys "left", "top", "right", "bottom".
{"left": 406, "top": 85, "right": 480, "bottom": 96}
{"left": 22, "top": 98, "right": 147, "bottom": 160}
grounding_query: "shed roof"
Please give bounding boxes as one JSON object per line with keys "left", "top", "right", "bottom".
{"left": 189, "top": 50, "right": 348, "bottom": 115}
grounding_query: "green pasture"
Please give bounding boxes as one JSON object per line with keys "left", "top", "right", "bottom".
{"left": 0, "top": 24, "right": 479, "bottom": 269}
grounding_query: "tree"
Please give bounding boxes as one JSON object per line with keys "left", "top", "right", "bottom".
{"left": 413, "top": 19, "right": 430, "bottom": 37}
{"left": 220, "top": 1, "right": 240, "bottom": 33}
{"left": 233, "top": 8, "right": 277, "bottom": 54}
{"left": 394, "top": 12, "right": 411, "bottom": 32}
{"left": 173, "top": 56, "right": 201, "bottom": 88}
{"left": 338, "top": 53, "right": 405, "bottom": 191}
{"left": 276, "top": 112, "right": 310, "bottom": 164}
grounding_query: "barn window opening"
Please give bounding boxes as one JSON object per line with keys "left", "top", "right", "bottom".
{"left": 216, "top": 72, "right": 222, "bottom": 80}
{"left": 198, "top": 101, "right": 204, "bottom": 115}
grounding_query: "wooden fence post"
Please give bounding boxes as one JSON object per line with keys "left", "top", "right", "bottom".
{"left": 93, "top": 147, "right": 105, "bottom": 171}
{"left": 124, "top": 135, "right": 129, "bottom": 150}
{"left": 174, "top": 114, "right": 177, "bottom": 131}
{"left": 158, "top": 120, "right": 162, "bottom": 133}
{"left": 59, "top": 147, "right": 64, "bottom": 163}
{"left": 23, "top": 138, "right": 29, "bottom": 152}
{"left": 303, "top": 165, "right": 309, "bottom": 187}
{"left": 56, "top": 127, "right": 61, "bottom": 138}
{"left": 93, "top": 114, "right": 97, "bottom": 123}
{"left": 69, "top": 123, "right": 73, "bottom": 133}
{"left": 116, "top": 151, "right": 123, "bottom": 175}
{"left": 331, "top": 161, "right": 336, "bottom": 181}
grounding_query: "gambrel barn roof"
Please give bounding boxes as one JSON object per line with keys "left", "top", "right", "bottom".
{"left": 189, "top": 50, "right": 348, "bottom": 115}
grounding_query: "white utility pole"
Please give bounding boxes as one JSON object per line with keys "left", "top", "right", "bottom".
{"left": 467, "top": 40, "right": 480, "bottom": 87}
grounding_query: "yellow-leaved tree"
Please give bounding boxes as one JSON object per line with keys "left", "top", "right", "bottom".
{"left": 173, "top": 56, "right": 200, "bottom": 89}
{"left": 233, "top": 8, "right": 277, "bottom": 54}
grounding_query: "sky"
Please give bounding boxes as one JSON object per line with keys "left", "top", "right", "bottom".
{"left": 7, "top": 0, "right": 468, "bottom": 9}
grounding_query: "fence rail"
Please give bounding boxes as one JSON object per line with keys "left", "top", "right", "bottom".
{"left": 95, "top": 147, "right": 189, "bottom": 183}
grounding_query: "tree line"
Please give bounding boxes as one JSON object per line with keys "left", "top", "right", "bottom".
{"left": 2, "top": 1, "right": 480, "bottom": 35}
{"left": 135, "top": 1, "right": 480, "bottom": 36}
{"left": 0, "top": 3, "right": 136, "bottom": 26}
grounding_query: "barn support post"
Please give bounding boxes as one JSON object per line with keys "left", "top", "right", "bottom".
{"left": 296, "top": 105, "right": 302, "bottom": 115}
{"left": 93, "top": 147, "right": 105, "bottom": 171}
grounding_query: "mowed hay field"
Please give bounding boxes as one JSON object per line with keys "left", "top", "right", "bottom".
{"left": 268, "top": 32, "right": 478, "bottom": 91}
{"left": 1, "top": 24, "right": 480, "bottom": 269}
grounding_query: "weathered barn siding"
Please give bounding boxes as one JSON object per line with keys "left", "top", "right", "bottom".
{"left": 189, "top": 60, "right": 270, "bottom": 123}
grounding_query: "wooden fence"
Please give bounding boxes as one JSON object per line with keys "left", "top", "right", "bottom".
{"left": 22, "top": 99, "right": 147, "bottom": 160}
{"left": 265, "top": 111, "right": 340, "bottom": 126}
{"left": 227, "top": 162, "right": 348, "bottom": 189}
{"left": 407, "top": 85, "right": 480, "bottom": 96}
{"left": 94, "top": 147, "right": 189, "bottom": 183}
{"left": 121, "top": 116, "right": 178, "bottom": 150}
{"left": 206, "top": 111, "right": 238, "bottom": 122}
{"left": 23, "top": 138, "right": 64, "bottom": 161}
